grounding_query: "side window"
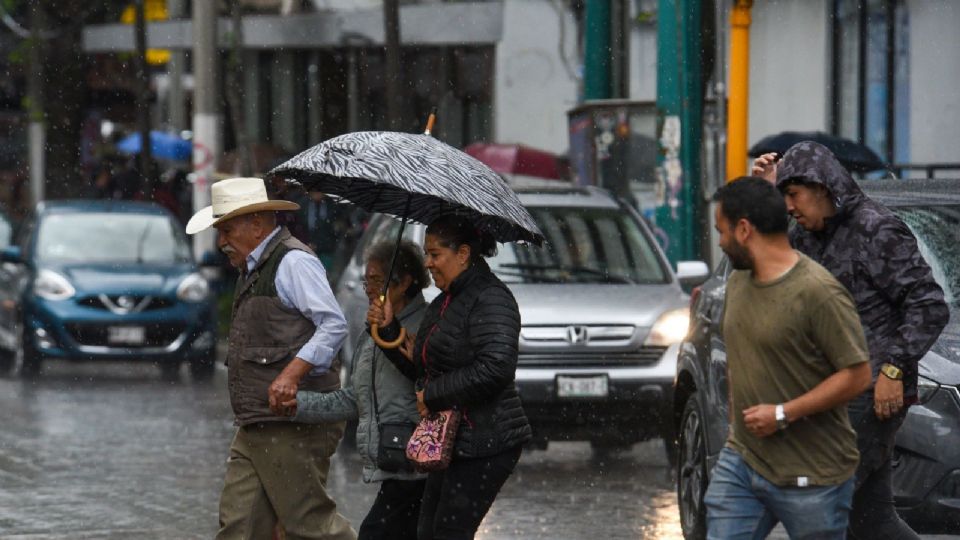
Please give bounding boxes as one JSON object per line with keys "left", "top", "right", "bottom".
{"left": 0, "top": 214, "right": 11, "bottom": 250}
{"left": 354, "top": 215, "right": 418, "bottom": 264}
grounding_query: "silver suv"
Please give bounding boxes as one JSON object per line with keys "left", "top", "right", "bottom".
{"left": 334, "top": 186, "right": 708, "bottom": 451}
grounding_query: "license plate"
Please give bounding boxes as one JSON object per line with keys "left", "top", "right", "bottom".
{"left": 557, "top": 374, "right": 608, "bottom": 398}
{"left": 107, "top": 326, "right": 145, "bottom": 345}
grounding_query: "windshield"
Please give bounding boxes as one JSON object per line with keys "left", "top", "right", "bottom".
{"left": 895, "top": 205, "right": 960, "bottom": 311}
{"left": 36, "top": 212, "right": 192, "bottom": 264}
{"left": 489, "top": 206, "right": 668, "bottom": 284}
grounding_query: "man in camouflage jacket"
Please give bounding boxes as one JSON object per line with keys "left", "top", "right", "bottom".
{"left": 754, "top": 141, "right": 949, "bottom": 539}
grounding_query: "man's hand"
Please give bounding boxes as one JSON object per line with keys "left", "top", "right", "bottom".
{"left": 366, "top": 296, "right": 394, "bottom": 328}
{"left": 279, "top": 397, "right": 298, "bottom": 417}
{"left": 751, "top": 152, "right": 779, "bottom": 184}
{"left": 416, "top": 390, "right": 429, "bottom": 418}
{"left": 874, "top": 374, "right": 904, "bottom": 420}
{"left": 269, "top": 358, "right": 313, "bottom": 415}
{"left": 742, "top": 404, "right": 779, "bottom": 438}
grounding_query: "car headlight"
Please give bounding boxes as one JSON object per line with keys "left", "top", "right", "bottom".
{"left": 34, "top": 269, "right": 76, "bottom": 301}
{"left": 177, "top": 273, "right": 210, "bottom": 303}
{"left": 645, "top": 308, "right": 690, "bottom": 346}
{"left": 916, "top": 374, "right": 941, "bottom": 405}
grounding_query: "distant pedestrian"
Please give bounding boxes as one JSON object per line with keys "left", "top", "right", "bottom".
{"left": 186, "top": 177, "right": 356, "bottom": 540}
{"left": 369, "top": 215, "right": 532, "bottom": 540}
{"left": 754, "top": 143, "right": 949, "bottom": 538}
{"left": 279, "top": 240, "right": 431, "bottom": 540}
{"left": 705, "top": 177, "right": 872, "bottom": 539}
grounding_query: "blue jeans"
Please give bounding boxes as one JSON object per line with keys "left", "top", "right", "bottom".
{"left": 705, "top": 447, "right": 855, "bottom": 540}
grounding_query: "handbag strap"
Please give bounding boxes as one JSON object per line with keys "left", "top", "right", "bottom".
{"left": 370, "top": 344, "right": 382, "bottom": 425}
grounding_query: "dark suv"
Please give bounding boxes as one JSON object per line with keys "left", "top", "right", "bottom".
{"left": 673, "top": 179, "right": 960, "bottom": 537}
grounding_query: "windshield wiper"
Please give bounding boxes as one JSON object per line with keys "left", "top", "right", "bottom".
{"left": 498, "top": 262, "right": 635, "bottom": 284}
{"left": 493, "top": 269, "right": 566, "bottom": 284}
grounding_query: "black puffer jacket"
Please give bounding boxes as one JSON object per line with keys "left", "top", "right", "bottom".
{"left": 776, "top": 141, "right": 950, "bottom": 401}
{"left": 380, "top": 260, "right": 532, "bottom": 458}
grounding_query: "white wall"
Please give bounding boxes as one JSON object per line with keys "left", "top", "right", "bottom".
{"left": 493, "top": 0, "right": 579, "bottom": 153}
{"left": 908, "top": 0, "right": 960, "bottom": 166}
{"left": 748, "top": 0, "right": 830, "bottom": 146}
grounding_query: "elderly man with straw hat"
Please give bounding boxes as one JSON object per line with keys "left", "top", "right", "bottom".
{"left": 187, "top": 177, "right": 356, "bottom": 540}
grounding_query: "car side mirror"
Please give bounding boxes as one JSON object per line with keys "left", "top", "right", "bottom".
{"left": 677, "top": 260, "right": 710, "bottom": 288}
{"left": 198, "top": 250, "right": 223, "bottom": 282}
{"left": 0, "top": 246, "right": 22, "bottom": 264}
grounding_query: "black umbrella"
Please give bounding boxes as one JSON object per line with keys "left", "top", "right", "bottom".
{"left": 269, "top": 115, "right": 544, "bottom": 348}
{"left": 748, "top": 131, "right": 886, "bottom": 173}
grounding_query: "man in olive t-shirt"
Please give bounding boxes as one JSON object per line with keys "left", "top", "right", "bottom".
{"left": 704, "top": 178, "right": 872, "bottom": 540}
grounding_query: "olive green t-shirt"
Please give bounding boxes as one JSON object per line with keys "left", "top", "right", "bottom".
{"left": 723, "top": 253, "right": 868, "bottom": 487}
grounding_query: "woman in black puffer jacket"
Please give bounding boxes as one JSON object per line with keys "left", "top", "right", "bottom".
{"left": 371, "top": 214, "right": 532, "bottom": 540}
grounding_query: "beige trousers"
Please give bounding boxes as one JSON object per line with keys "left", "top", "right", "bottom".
{"left": 216, "top": 422, "right": 357, "bottom": 540}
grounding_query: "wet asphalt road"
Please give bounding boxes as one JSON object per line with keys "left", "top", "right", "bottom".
{"left": 0, "top": 362, "right": 956, "bottom": 539}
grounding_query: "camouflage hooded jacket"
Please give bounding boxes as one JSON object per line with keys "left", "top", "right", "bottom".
{"left": 776, "top": 141, "right": 949, "bottom": 401}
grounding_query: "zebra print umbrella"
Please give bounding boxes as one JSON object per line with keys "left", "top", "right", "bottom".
{"left": 268, "top": 131, "right": 545, "bottom": 246}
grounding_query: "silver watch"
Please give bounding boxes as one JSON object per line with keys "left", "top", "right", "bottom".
{"left": 775, "top": 404, "right": 789, "bottom": 430}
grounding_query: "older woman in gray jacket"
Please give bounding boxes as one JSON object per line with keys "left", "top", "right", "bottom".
{"left": 282, "top": 240, "right": 430, "bottom": 540}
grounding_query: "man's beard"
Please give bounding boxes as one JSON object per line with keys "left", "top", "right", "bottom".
{"left": 723, "top": 240, "right": 753, "bottom": 271}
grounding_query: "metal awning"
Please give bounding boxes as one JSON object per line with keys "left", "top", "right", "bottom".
{"left": 82, "top": 2, "right": 503, "bottom": 52}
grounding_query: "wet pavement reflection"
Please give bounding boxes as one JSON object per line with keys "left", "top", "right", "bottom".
{"left": 0, "top": 363, "right": 955, "bottom": 539}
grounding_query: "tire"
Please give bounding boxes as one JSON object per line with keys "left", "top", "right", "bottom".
{"left": 21, "top": 325, "right": 42, "bottom": 378}
{"left": 159, "top": 360, "right": 182, "bottom": 382}
{"left": 189, "top": 356, "right": 216, "bottom": 382}
{"left": 677, "top": 393, "right": 708, "bottom": 540}
{"left": 0, "top": 348, "right": 15, "bottom": 376}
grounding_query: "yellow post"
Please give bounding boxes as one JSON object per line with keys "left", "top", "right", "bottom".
{"left": 726, "top": 0, "right": 753, "bottom": 182}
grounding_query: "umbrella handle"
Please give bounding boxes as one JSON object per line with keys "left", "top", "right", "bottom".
{"left": 371, "top": 324, "right": 406, "bottom": 350}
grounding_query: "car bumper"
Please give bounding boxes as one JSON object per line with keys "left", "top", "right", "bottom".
{"left": 892, "top": 384, "right": 960, "bottom": 532}
{"left": 25, "top": 298, "right": 216, "bottom": 363}
{"left": 514, "top": 343, "right": 679, "bottom": 442}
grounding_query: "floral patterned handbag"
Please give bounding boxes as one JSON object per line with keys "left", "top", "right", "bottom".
{"left": 405, "top": 408, "right": 461, "bottom": 472}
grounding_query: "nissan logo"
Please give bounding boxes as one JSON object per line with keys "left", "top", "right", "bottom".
{"left": 565, "top": 325, "right": 589, "bottom": 344}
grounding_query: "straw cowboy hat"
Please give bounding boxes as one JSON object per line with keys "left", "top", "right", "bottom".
{"left": 186, "top": 177, "right": 300, "bottom": 235}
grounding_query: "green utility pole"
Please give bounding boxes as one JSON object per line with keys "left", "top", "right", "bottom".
{"left": 654, "top": 0, "right": 704, "bottom": 264}
{"left": 583, "top": 0, "right": 611, "bottom": 100}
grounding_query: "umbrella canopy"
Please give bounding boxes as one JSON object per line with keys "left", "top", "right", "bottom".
{"left": 463, "top": 142, "right": 561, "bottom": 180}
{"left": 748, "top": 131, "right": 886, "bottom": 173}
{"left": 269, "top": 131, "right": 545, "bottom": 246}
{"left": 117, "top": 131, "right": 192, "bottom": 161}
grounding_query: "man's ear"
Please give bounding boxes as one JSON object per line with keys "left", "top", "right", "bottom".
{"left": 735, "top": 218, "right": 752, "bottom": 243}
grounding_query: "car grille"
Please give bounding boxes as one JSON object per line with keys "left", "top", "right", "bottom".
{"left": 517, "top": 347, "right": 667, "bottom": 368}
{"left": 65, "top": 323, "right": 186, "bottom": 348}
{"left": 78, "top": 295, "right": 175, "bottom": 313}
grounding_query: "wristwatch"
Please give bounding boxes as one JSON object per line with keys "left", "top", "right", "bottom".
{"left": 775, "top": 404, "right": 789, "bottom": 431}
{"left": 880, "top": 363, "right": 904, "bottom": 380}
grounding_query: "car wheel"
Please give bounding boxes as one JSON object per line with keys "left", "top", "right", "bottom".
{"left": 21, "top": 325, "right": 43, "bottom": 378}
{"left": 678, "top": 393, "right": 708, "bottom": 540}
{"left": 159, "top": 361, "right": 182, "bottom": 382}
{"left": 189, "top": 357, "right": 216, "bottom": 382}
{"left": 0, "top": 348, "right": 15, "bottom": 376}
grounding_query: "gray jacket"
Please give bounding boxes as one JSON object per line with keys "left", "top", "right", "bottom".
{"left": 293, "top": 294, "right": 427, "bottom": 482}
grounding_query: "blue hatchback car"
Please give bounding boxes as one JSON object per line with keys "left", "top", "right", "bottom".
{"left": 0, "top": 200, "right": 217, "bottom": 379}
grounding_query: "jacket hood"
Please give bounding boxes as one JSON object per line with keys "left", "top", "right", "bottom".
{"left": 775, "top": 141, "right": 866, "bottom": 219}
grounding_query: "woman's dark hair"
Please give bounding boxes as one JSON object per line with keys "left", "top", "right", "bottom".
{"left": 425, "top": 214, "right": 497, "bottom": 263}
{"left": 712, "top": 176, "right": 789, "bottom": 235}
{"left": 366, "top": 240, "right": 430, "bottom": 298}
